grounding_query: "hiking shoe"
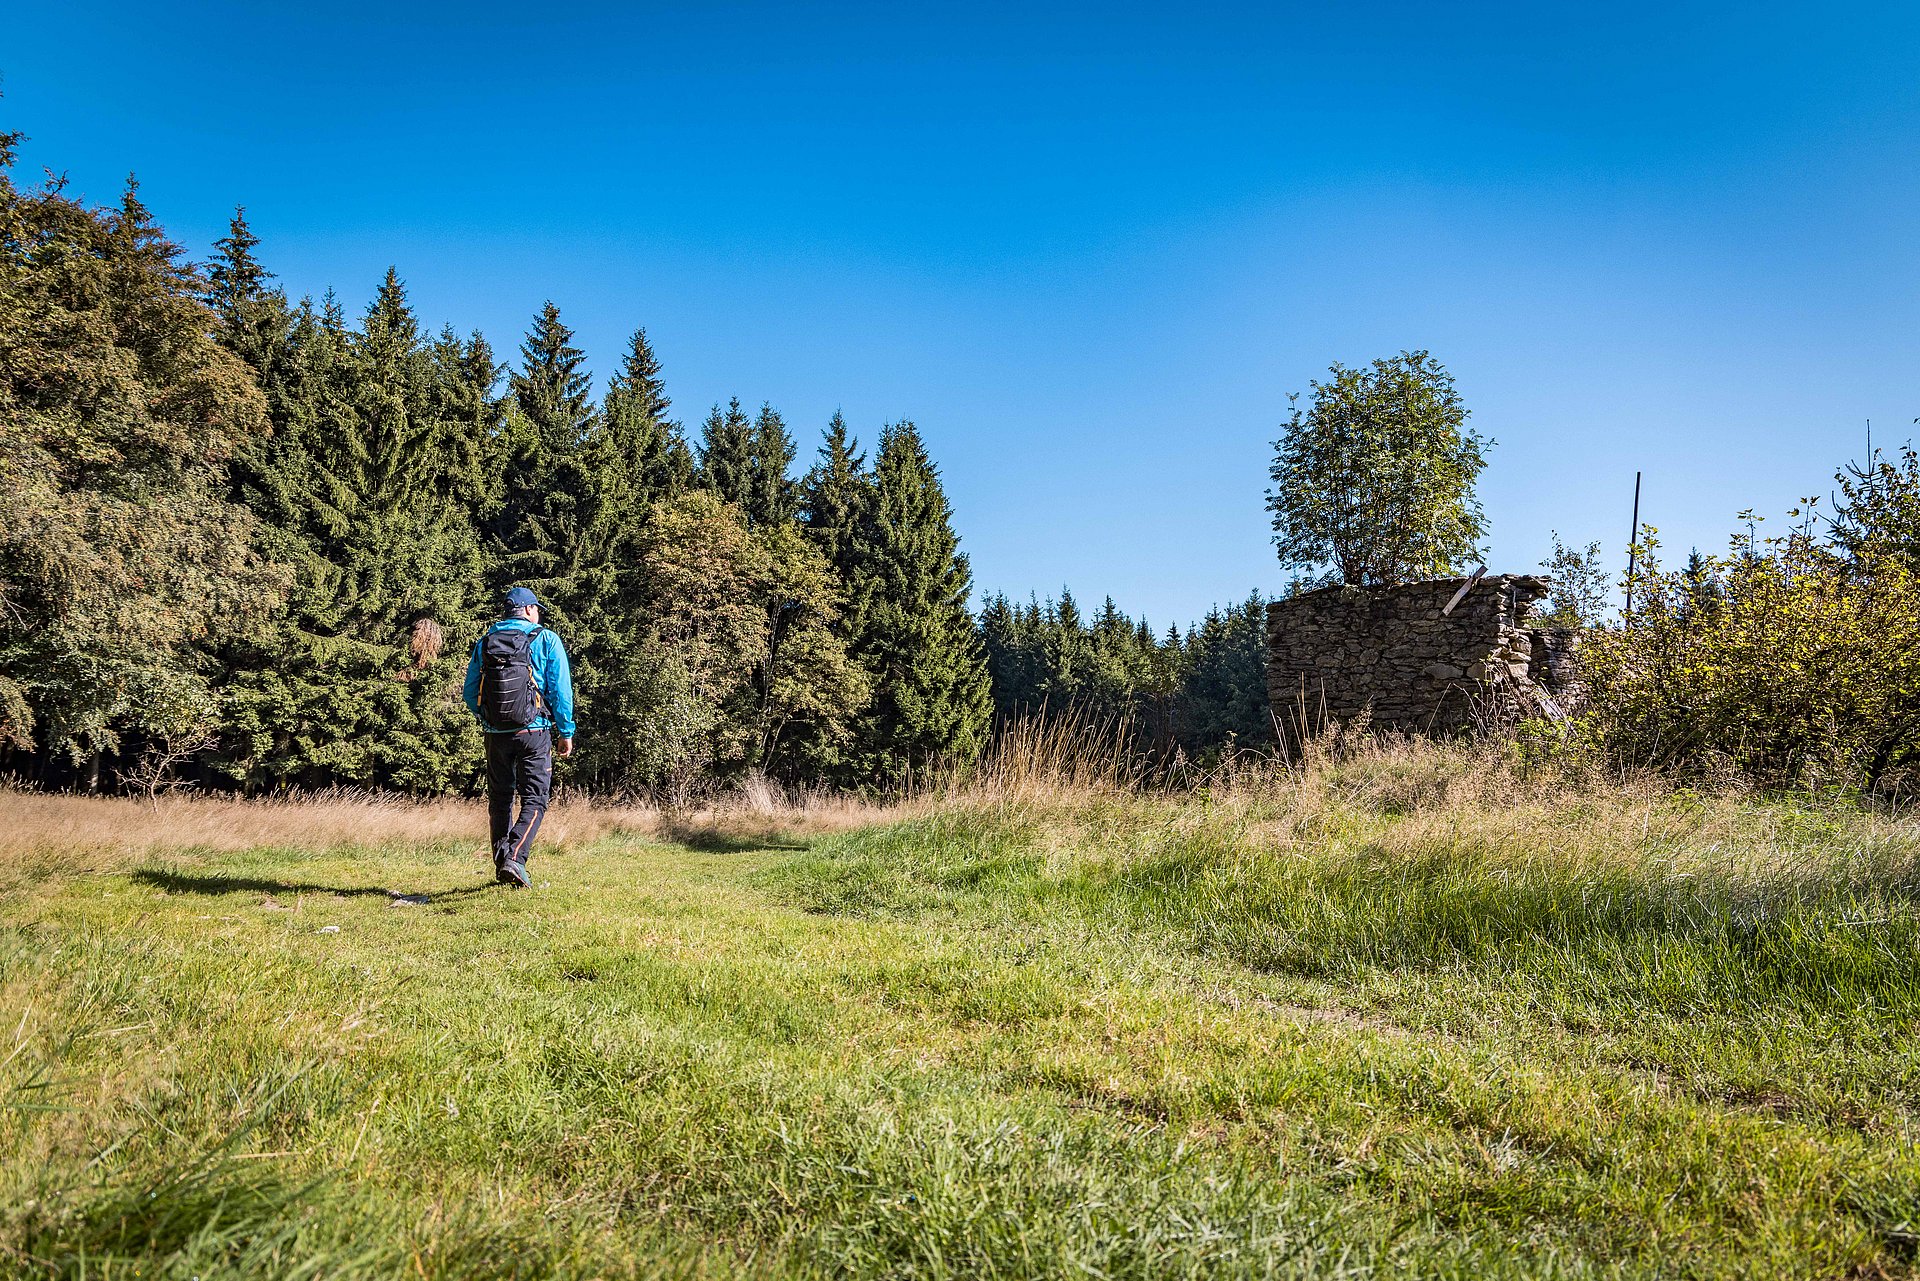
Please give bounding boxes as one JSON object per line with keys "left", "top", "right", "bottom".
{"left": 500, "top": 859, "right": 531, "bottom": 889}
{"left": 493, "top": 853, "right": 516, "bottom": 885}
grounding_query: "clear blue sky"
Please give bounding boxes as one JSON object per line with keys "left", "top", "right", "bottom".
{"left": 10, "top": 2, "right": 1920, "bottom": 626}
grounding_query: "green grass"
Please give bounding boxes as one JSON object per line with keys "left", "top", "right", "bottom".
{"left": 4, "top": 773, "right": 1920, "bottom": 1278}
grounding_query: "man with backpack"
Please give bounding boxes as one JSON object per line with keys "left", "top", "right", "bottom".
{"left": 463, "top": 586, "right": 576, "bottom": 888}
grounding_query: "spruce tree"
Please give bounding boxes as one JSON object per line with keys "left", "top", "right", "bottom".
{"left": 428, "top": 325, "right": 502, "bottom": 517}
{"left": 512, "top": 301, "right": 596, "bottom": 444}
{"left": 800, "top": 411, "right": 872, "bottom": 597}
{"left": 697, "top": 397, "right": 755, "bottom": 512}
{"left": 491, "top": 302, "right": 600, "bottom": 620}
{"left": 978, "top": 590, "right": 1043, "bottom": 720}
{"left": 222, "top": 272, "right": 487, "bottom": 792}
{"left": 844, "top": 421, "right": 991, "bottom": 785}
{"left": 572, "top": 328, "right": 696, "bottom": 789}
{"left": 746, "top": 401, "right": 797, "bottom": 525}
{"left": 600, "top": 327, "right": 692, "bottom": 510}
{"left": 1042, "top": 589, "right": 1090, "bottom": 704}
{"left": 1175, "top": 593, "right": 1273, "bottom": 757}
{"left": 203, "top": 207, "right": 289, "bottom": 379}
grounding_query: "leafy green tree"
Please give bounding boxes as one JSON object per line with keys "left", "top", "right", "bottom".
{"left": 622, "top": 492, "right": 767, "bottom": 793}
{"left": 1267, "top": 350, "right": 1489, "bottom": 587}
{"left": 0, "top": 160, "right": 287, "bottom": 784}
{"left": 746, "top": 522, "right": 871, "bottom": 780}
{"left": 608, "top": 491, "right": 869, "bottom": 793}
{"left": 845, "top": 422, "right": 992, "bottom": 785}
{"left": 1538, "top": 532, "right": 1609, "bottom": 629}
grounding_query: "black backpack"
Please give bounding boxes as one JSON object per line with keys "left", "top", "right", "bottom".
{"left": 478, "top": 625, "right": 545, "bottom": 729}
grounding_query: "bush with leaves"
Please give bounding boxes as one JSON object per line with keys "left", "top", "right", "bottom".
{"left": 1578, "top": 465, "right": 1920, "bottom": 797}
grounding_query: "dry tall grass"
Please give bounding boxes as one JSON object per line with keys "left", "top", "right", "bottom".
{"left": 5, "top": 718, "right": 1914, "bottom": 894}
{"left": 946, "top": 717, "right": 1920, "bottom": 895}
{"left": 0, "top": 782, "right": 904, "bottom": 888}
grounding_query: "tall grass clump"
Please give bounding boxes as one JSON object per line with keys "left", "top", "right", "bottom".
{"left": 783, "top": 722, "right": 1920, "bottom": 1045}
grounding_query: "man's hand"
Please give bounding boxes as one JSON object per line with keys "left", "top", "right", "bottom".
{"left": 557, "top": 736, "right": 574, "bottom": 758}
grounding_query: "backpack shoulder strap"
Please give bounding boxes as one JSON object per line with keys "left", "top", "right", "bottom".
{"left": 526, "top": 626, "right": 549, "bottom": 714}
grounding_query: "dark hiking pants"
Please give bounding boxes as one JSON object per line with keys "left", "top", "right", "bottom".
{"left": 485, "top": 728, "right": 552, "bottom": 867}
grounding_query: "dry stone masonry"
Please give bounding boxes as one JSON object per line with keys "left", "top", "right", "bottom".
{"left": 1264, "top": 574, "right": 1579, "bottom": 738}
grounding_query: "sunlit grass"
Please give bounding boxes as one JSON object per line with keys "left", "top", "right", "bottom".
{"left": 4, "top": 745, "right": 1918, "bottom": 1277}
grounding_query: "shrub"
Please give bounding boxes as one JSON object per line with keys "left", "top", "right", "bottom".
{"left": 1578, "top": 458, "right": 1920, "bottom": 798}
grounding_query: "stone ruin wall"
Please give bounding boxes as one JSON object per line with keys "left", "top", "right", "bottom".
{"left": 1264, "top": 574, "right": 1578, "bottom": 738}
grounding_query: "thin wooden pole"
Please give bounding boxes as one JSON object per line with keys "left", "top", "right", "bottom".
{"left": 1624, "top": 470, "right": 1643, "bottom": 615}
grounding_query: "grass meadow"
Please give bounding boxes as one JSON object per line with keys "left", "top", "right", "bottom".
{"left": 3, "top": 740, "right": 1919, "bottom": 1278}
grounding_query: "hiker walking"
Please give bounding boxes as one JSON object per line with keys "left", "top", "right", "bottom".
{"left": 463, "top": 586, "right": 575, "bottom": 888}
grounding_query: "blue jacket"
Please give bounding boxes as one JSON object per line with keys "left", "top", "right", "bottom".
{"left": 463, "top": 618, "right": 576, "bottom": 738}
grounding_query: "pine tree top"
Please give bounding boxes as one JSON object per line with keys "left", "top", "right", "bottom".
{"left": 207, "top": 207, "right": 272, "bottom": 309}
{"left": 512, "top": 301, "right": 596, "bottom": 442}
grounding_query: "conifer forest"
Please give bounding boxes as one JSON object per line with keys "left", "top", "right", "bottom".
{"left": 0, "top": 130, "right": 1270, "bottom": 799}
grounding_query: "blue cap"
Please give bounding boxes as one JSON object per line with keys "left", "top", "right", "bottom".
{"left": 504, "top": 586, "right": 539, "bottom": 609}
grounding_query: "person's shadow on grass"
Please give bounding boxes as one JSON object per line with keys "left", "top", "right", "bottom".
{"left": 130, "top": 868, "right": 497, "bottom": 904}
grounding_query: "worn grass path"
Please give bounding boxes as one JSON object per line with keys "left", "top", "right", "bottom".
{"left": 3, "top": 799, "right": 1917, "bottom": 1278}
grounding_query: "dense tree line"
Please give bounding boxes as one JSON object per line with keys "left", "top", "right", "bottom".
{"left": 978, "top": 591, "right": 1274, "bottom": 762}
{"left": 0, "top": 139, "right": 1272, "bottom": 797}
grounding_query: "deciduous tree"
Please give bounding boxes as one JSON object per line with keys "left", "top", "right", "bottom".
{"left": 1267, "top": 351, "right": 1489, "bottom": 587}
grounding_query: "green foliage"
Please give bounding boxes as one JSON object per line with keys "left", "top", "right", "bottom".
{"left": 843, "top": 423, "right": 992, "bottom": 786}
{"left": 567, "top": 327, "right": 697, "bottom": 790}
{"left": 619, "top": 492, "right": 868, "bottom": 792}
{"left": 598, "top": 327, "right": 694, "bottom": 519}
{"left": 492, "top": 301, "right": 600, "bottom": 611}
{"left": 1174, "top": 595, "right": 1272, "bottom": 754}
{"left": 696, "top": 396, "right": 756, "bottom": 513}
{"left": 694, "top": 398, "right": 797, "bottom": 527}
{"left": 748, "top": 522, "right": 872, "bottom": 780}
{"left": 219, "top": 271, "right": 488, "bottom": 792}
{"left": 203, "top": 207, "right": 290, "bottom": 379}
{"left": 747, "top": 401, "right": 798, "bottom": 526}
{"left": 0, "top": 156, "right": 287, "bottom": 773}
{"left": 1833, "top": 443, "right": 1920, "bottom": 570}
{"left": 1267, "top": 350, "right": 1489, "bottom": 587}
{"left": 800, "top": 411, "right": 871, "bottom": 579}
{"left": 9, "top": 124, "right": 1307, "bottom": 801}
{"left": 1580, "top": 470, "right": 1920, "bottom": 796}
{"left": 1537, "top": 531, "right": 1609, "bottom": 629}
{"left": 979, "top": 589, "right": 1271, "bottom": 764}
